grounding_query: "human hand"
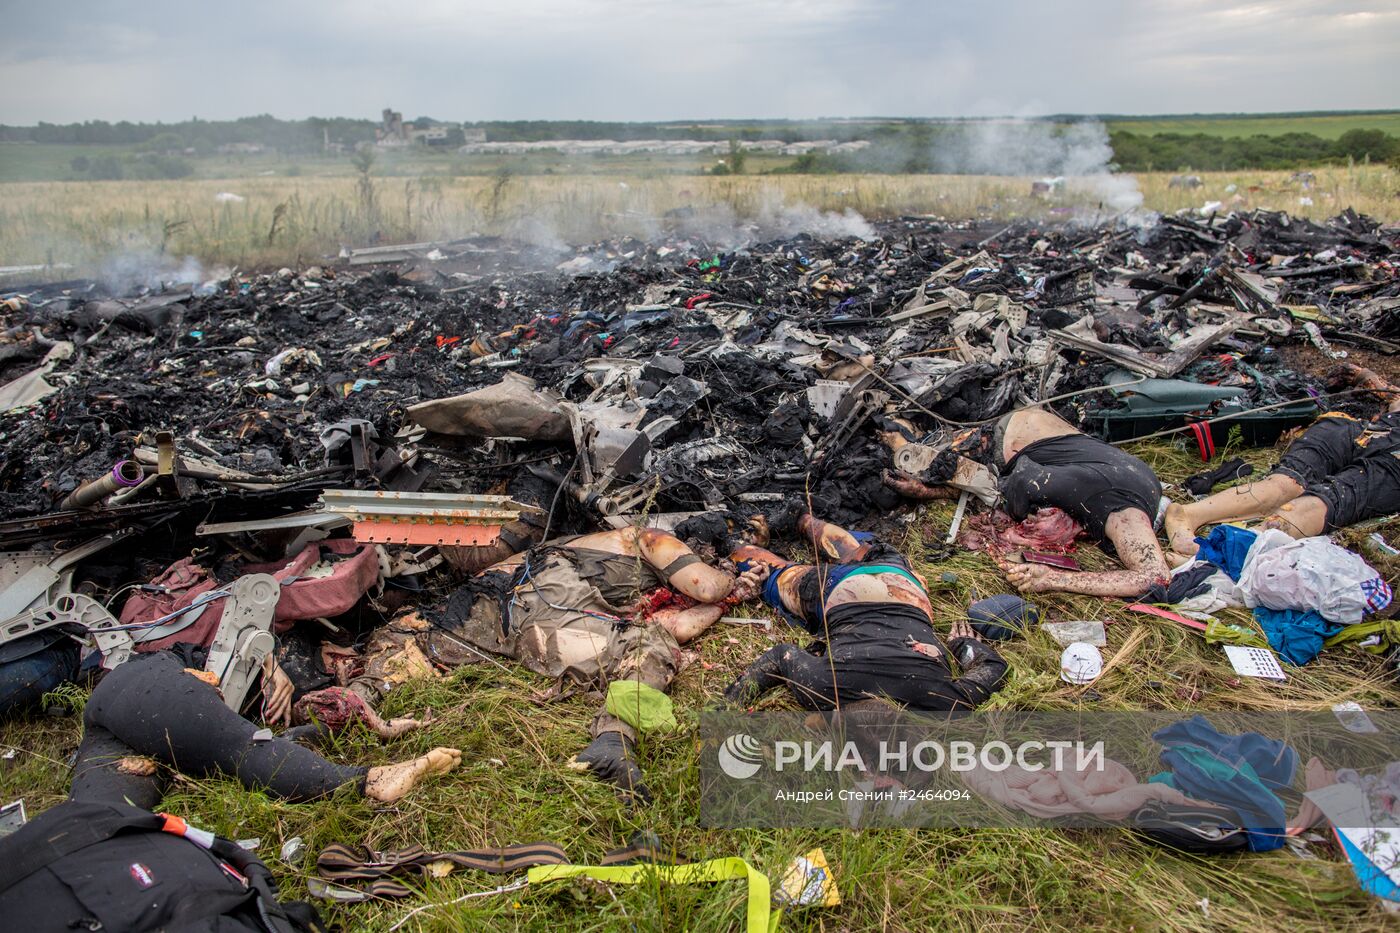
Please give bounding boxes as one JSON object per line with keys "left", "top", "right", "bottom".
{"left": 262, "top": 656, "right": 295, "bottom": 727}
{"left": 1004, "top": 562, "right": 1059, "bottom": 594}
{"left": 882, "top": 469, "right": 950, "bottom": 501}
{"left": 731, "top": 564, "right": 771, "bottom": 602}
{"left": 948, "top": 617, "right": 978, "bottom": 641}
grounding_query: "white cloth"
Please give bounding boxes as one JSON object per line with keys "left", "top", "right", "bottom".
{"left": 1238, "top": 530, "right": 1383, "bottom": 625}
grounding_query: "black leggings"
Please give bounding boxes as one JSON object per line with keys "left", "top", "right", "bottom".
{"left": 69, "top": 651, "right": 366, "bottom": 809}
{"left": 731, "top": 637, "right": 1007, "bottom": 712}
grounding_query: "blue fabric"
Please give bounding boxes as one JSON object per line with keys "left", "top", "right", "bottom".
{"left": 968, "top": 594, "right": 1038, "bottom": 640}
{"left": 760, "top": 564, "right": 808, "bottom": 630}
{"left": 1252, "top": 605, "right": 1343, "bottom": 665}
{"left": 820, "top": 563, "right": 860, "bottom": 597}
{"left": 1194, "top": 525, "right": 1258, "bottom": 581}
{"left": 0, "top": 637, "right": 79, "bottom": 716}
{"left": 1194, "top": 525, "right": 1346, "bottom": 665}
{"left": 760, "top": 561, "right": 906, "bottom": 632}
{"left": 1337, "top": 828, "right": 1400, "bottom": 903}
{"left": 1149, "top": 715, "right": 1297, "bottom": 852}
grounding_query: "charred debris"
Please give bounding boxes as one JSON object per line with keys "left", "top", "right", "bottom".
{"left": 0, "top": 209, "right": 1396, "bottom": 571}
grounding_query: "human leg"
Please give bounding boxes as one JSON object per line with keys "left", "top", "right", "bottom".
{"left": 1166, "top": 413, "right": 1366, "bottom": 554}
{"left": 797, "top": 513, "right": 868, "bottom": 561}
{"left": 571, "top": 623, "right": 680, "bottom": 801}
{"left": 1268, "top": 456, "right": 1400, "bottom": 537}
{"left": 86, "top": 651, "right": 368, "bottom": 802}
{"left": 723, "top": 643, "right": 840, "bottom": 711}
{"left": 0, "top": 636, "right": 79, "bottom": 718}
{"left": 69, "top": 721, "right": 167, "bottom": 809}
{"left": 1164, "top": 474, "right": 1305, "bottom": 554}
{"left": 1260, "top": 496, "right": 1330, "bottom": 539}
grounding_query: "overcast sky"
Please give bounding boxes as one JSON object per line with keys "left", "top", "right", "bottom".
{"left": 1, "top": 0, "right": 1397, "bottom": 124}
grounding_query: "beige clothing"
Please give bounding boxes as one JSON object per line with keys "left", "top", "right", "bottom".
{"left": 358, "top": 551, "right": 680, "bottom": 741}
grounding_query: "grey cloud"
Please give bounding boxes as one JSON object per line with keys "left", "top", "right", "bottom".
{"left": 0, "top": 0, "right": 1395, "bottom": 123}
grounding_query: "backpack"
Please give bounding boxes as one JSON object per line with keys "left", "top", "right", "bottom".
{"left": 1129, "top": 799, "right": 1251, "bottom": 855}
{"left": 0, "top": 799, "right": 325, "bottom": 933}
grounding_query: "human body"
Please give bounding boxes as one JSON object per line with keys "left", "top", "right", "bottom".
{"left": 1165, "top": 407, "right": 1400, "bottom": 556}
{"left": 380, "top": 526, "right": 764, "bottom": 800}
{"left": 723, "top": 514, "right": 1007, "bottom": 711}
{"left": 888, "top": 407, "right": 1170, "bottom": 597}
{"left": 70, "top": 647, "right": 459, "bottom": 810}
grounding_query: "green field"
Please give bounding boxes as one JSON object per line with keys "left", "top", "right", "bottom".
{"left": 1107, "top": 112, "right": 1400, "bottom": 139}
{"left": 4, "top": 111, "right": 1399, "bottom": 186}
{"left": 0, "top": 142, "right": 799, "bottom": 183}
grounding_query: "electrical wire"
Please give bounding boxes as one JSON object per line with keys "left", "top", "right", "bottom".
{"left": 539, "top": 450, "right": 582, "bottom": 543}
{"left": 511, "top": 552, "right": 624, "bottom": 627}
{"left": 99, "top": 589, "right": 233, "bottom": 633}
{"left": 845, "top": 353, "right": 1149, "bottom": 428}
{"left": 1108, "top": 387, "right": 1393, "bottom": 447}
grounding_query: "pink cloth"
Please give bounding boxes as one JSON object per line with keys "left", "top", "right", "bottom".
{"left": 125, "top": 540, "right": 382, "bottom": 652}
{"left": 244, "top": 538, "right": 382, "bottom": 630}
{"left": 121, "top": 558, "right": 224, "bottom": 654}
{"left": 961, "top": 757, "right": 1192, "bottom": 821}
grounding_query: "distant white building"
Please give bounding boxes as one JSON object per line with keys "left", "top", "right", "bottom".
{"left": 377, "top": 108, "right": 463, "bottom": 148}
{"left": 456, "top": 138, "right": 867, "bottom": 156}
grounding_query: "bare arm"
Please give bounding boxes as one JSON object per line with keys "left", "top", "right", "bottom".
{"left": 653, "top": 604, "right": 724, "bottom": 643}
{"left": 1003, "top": 509, "right": 1169, "bottom": 598}
{"left": 652, "top": 564, "right": 768, "bottom": 643}
{"left": 636, "top": 527, "right": 735, "bottom": 603}
{"left": 883, "top": 469, "right": 960, "bottom": 501}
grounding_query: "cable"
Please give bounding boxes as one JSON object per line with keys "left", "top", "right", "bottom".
{"left": 845, "top": 353, "right": 1148, "bottom": 429}
{"left": 1109, "top": 387, "right": 1392, "bottom": 447}
{"left": 511, "top": 553, "right": 623, "bottom": 627}
{"left": 101, "top": 582, "right": 149, "bottom": 616}
{"left": 100, "top": 589, "right": 233, "bottom": 633}
{"left": 539, "top": 450, "right": 582, "bottom": 543}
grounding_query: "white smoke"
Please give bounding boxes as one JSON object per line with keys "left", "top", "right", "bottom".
{"left": 664, "top": 190, "right": 875, "bottom": 249}
{"left": 939, "top": 119, "right": 1145, "bottom": 214}
{"left": 754, "top": 200, "right": 876, "bottom": 241}
{"left": 98, "top": 250, "right": 207, "bottom": 294}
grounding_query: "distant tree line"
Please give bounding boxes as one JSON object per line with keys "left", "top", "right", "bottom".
{"left": 2, "top": 115, "right": 1396, "bottom": 174}
{"left": 0, "top": 115, "right": 379, "bottom": 152}
{"left": 773, "top": 128, "right": 1400, "bottom": 175}
{"left": 1109, "top": 129, "right": 1398, "bottom": 171}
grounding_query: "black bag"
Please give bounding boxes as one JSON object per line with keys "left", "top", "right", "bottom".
{"left": 1129, "top": 799, "right": 1250, "bottom": 854}
{"left": 0, "top": 799, "right": 326, "bottom": 933}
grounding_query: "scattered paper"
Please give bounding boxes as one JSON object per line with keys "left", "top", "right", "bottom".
{"left": 1223, "top": 645, "right": 1286, "bottom": 681}
{"left": 1332, "top": 702, "right": 1380, "bottom": 734}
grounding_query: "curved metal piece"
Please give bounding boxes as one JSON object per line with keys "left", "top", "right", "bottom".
{"left": 204, "top": 573, "right": 280, "bottom": 712}
{"left": 0, "top": 592, "right": 134, "bottom": 670}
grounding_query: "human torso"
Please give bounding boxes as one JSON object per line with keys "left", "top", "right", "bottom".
{"left": 999, "top": 407, "right": 1081, "bottom": 468}
{"left": 825, "top": 570, "right": 933, "bottom": 618}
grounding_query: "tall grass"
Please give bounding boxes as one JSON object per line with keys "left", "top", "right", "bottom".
{"left": 0, "top": 166, "right": 1395, "bottom": 274}
{"left": 3, "top": 440, "right": 1400, "bottom": 930}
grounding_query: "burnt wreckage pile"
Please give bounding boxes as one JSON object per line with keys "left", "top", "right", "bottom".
{"left": 0, "top": 209, "right": 1397, "bottom": 571}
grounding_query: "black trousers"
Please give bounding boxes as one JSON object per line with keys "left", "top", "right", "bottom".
{"left": 731, "top": 636, "right": 1007, "bottom": 712}
{"left": 69, "top": 650, "right": 365, "bottom": 809}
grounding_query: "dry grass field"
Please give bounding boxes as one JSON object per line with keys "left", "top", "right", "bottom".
{"left": 1, "top": 165, "right": 1395, "bottom": 274}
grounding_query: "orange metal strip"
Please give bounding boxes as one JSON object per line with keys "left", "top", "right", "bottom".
{"left": 351, "top": 520, "right": 503, "bottom": 547}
